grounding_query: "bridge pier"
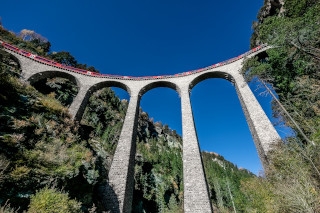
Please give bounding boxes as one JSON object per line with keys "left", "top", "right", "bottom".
{"left": 106, "top": 90, "right": 140, "bottom": 213}
{"left": 180, "top": 86, "right": 213, "bottom": 213}
{"left": 233, "top": 72, "right": 281, "bottom": 168}
{"left": 68, "top": 84, "right": 92, "bottom": 120}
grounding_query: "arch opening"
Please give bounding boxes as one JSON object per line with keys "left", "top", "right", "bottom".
{"left": 8, "top": 54, "right": 22, "bottom": 72}
{"left": 27, "top": 71, "right": 80, "bottom": 107}
{"left": 0, "top": 50, "right": 22, "bottom": 74}
{"left": 27, "top": 70, "right": 79, "bottom": 86}
{"left": 139, "top": 81, "right": 180, "bottom": 97}
{"left": 80, "top": 83, "right": 130, "bottom": 156}
{"left": 72, "top": 80, "right": 132, "bottom": 122}
{"left": 189, "top": 71, "right": 234, "bottom": 91}
{"left": 132, "top": 86, "right": 183, "bottom": 212}
{"left": 190, "top": 77, "right": 262, "bottom": 210}
{"left": 32, "top": 77, "right": 79, "bottom": 107}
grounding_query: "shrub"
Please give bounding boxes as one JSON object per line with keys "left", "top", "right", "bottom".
{"left": 28, "top": 187, "right": 81, "bottom": 213}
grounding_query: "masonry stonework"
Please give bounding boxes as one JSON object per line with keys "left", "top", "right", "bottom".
{"left": 180, "top": 86, "right": 213, "bottom": 212}
{"left": 5, "top": 46, "right": 281, "bottom": 212}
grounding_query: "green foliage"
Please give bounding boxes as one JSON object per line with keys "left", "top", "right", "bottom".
{"left": 0, "top": 49, "right": 97, "bottom": 211}
{"left": 240, "top": 177, "right": 277, "bottom": 213}
{"left": 202, "top": 152, "right": 254, "bottom": 212}
{"left": 284, "top": 0, "right": 319, "bottom": 18}
{"left": 81, "top": 88, "right": 127, "bottom": 156}
{"left": 240, "top": 141, "right": 320, "bottom": 213}
{"left": 30, "top": 38, "right": 51, "bottom": 53}
{"left": 267, "top": 142, "right": 320, "bottom": 211}
{"left": 164, "top": 194, "right": 182, "bottom": 213}
{"left": 133, "top": 112, "right": 183, "bottom": 212}
{"left": 33, "top": 77, "right": 78, "bottom": 107}
{"left": 28, "top": 187, "right": 81, "bottom": 213}
{"left": 48, "top": 51, "right": 78, "bottom": 67}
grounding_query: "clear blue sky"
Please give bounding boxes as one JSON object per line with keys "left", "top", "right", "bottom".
{"left": 0, "top": 0, "right": 290, "bottom": 174}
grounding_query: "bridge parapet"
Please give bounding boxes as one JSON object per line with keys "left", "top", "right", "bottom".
{"left": 1, "top": 40, "right": 268, "bottom": 81}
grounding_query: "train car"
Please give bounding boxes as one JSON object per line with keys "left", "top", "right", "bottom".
{"left": 35, "top": 55, "right": 53, "bottom": 64}
{"left": 101, "top": 73, "right": 111, "bottom": 78}
{"left": 19, "top": 49, "right": 31, "bottom": 57}
{"left": 151, "top": 76, "right": 160, "bottom": 79}
{"left": 53, "top": 62, "right": 62, "bottom": 67}
{"left": 238, "top": 54, "right": 244, "bottom": 59}
{"left": 75, "top": 68, "right": 87, "bottom": 74}
{"left": 3, "top": 43, "right": 19, "bottom": 52}
{"left": 197, "top": 67, "right": 206, "bottom": 72}
{"left": 90, "top": 71, "right": 100, "bottom": 76}
{"left": 140, "top": 76, "right": 149, "bottom": 80}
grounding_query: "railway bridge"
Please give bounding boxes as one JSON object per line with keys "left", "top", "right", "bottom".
{"left": 1, "top": 41, "right": 281, "bottom": 213}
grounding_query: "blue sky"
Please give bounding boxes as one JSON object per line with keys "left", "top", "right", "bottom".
{"left": 0, "top": 0, "right": 289, "bottom": 174}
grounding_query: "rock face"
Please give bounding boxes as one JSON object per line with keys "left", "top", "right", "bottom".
{"left": 258, "top": 0, "right": 285, "bottom": 21}
{"left": 251, "top": 0, "right": 285, "bottom": 47}
{"left": 137, "top": 110, "right": 182, "bottom": 149}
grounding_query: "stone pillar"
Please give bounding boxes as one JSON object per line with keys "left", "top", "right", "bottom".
{"left": 68, "top": 85, "right": 91, "bottom": 121}
{"left": 233, "top": 72, "right": 281, "bottom": 168}
{"left": 180, "top": 86, "right": 212, "bottom": 213}
{"left": 106, "top": 91, "right": 140, "bottom": 213}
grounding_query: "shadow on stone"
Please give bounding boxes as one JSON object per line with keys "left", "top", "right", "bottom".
{"left": 96, "top": 182, "right": 120, "bottom": 213}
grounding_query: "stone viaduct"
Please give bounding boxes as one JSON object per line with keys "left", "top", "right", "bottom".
{"left": 2, "top": 42, "right": 281, "bottom": 213}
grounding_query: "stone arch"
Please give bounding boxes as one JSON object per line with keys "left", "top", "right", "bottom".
{"left": 72, "top": 80, "right": 131, "bottom": 121}
{"left": 27, "top": 70, "right": 81, "bottom": 108}
{"left": 132, "top": 80, "right": 183, "bottom": 211}
{"left": 2, "top": 52, "right": 22, "bottom": 71}
{"left": 189, "top": 71, "right": 234, "bottom": 91}
{"left": 88, "top": 80, "right": 131, "bottom": 97}
{"left": 139, "top": 80, "right": 180, "bottom": 97}
{"left": 27, "top": 70, "right": 80, "bottom": 87}
{"left": 188, "top": 69, "right": 281, "bottom": 169}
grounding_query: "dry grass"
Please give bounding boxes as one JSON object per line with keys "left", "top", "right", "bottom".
{"left": 38, "top": 95, "right": 68, "bottom": 115}
{"left": 0, "top": 200, "right": 19, "bottom": 213}
{"left": 0, "top": 155, "right": 9, "bottom": 183}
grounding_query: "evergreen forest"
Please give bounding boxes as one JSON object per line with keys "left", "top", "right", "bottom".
{"left": 1, "top": 0, "right": 320, "bottom": 212}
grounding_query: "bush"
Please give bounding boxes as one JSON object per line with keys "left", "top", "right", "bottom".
{"left": 28, "top": 187, "right": 82, "bottom": 213}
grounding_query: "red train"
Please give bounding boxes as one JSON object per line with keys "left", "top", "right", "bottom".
{"left": 0, "top": 40, "right": 266, "bottom": 80}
